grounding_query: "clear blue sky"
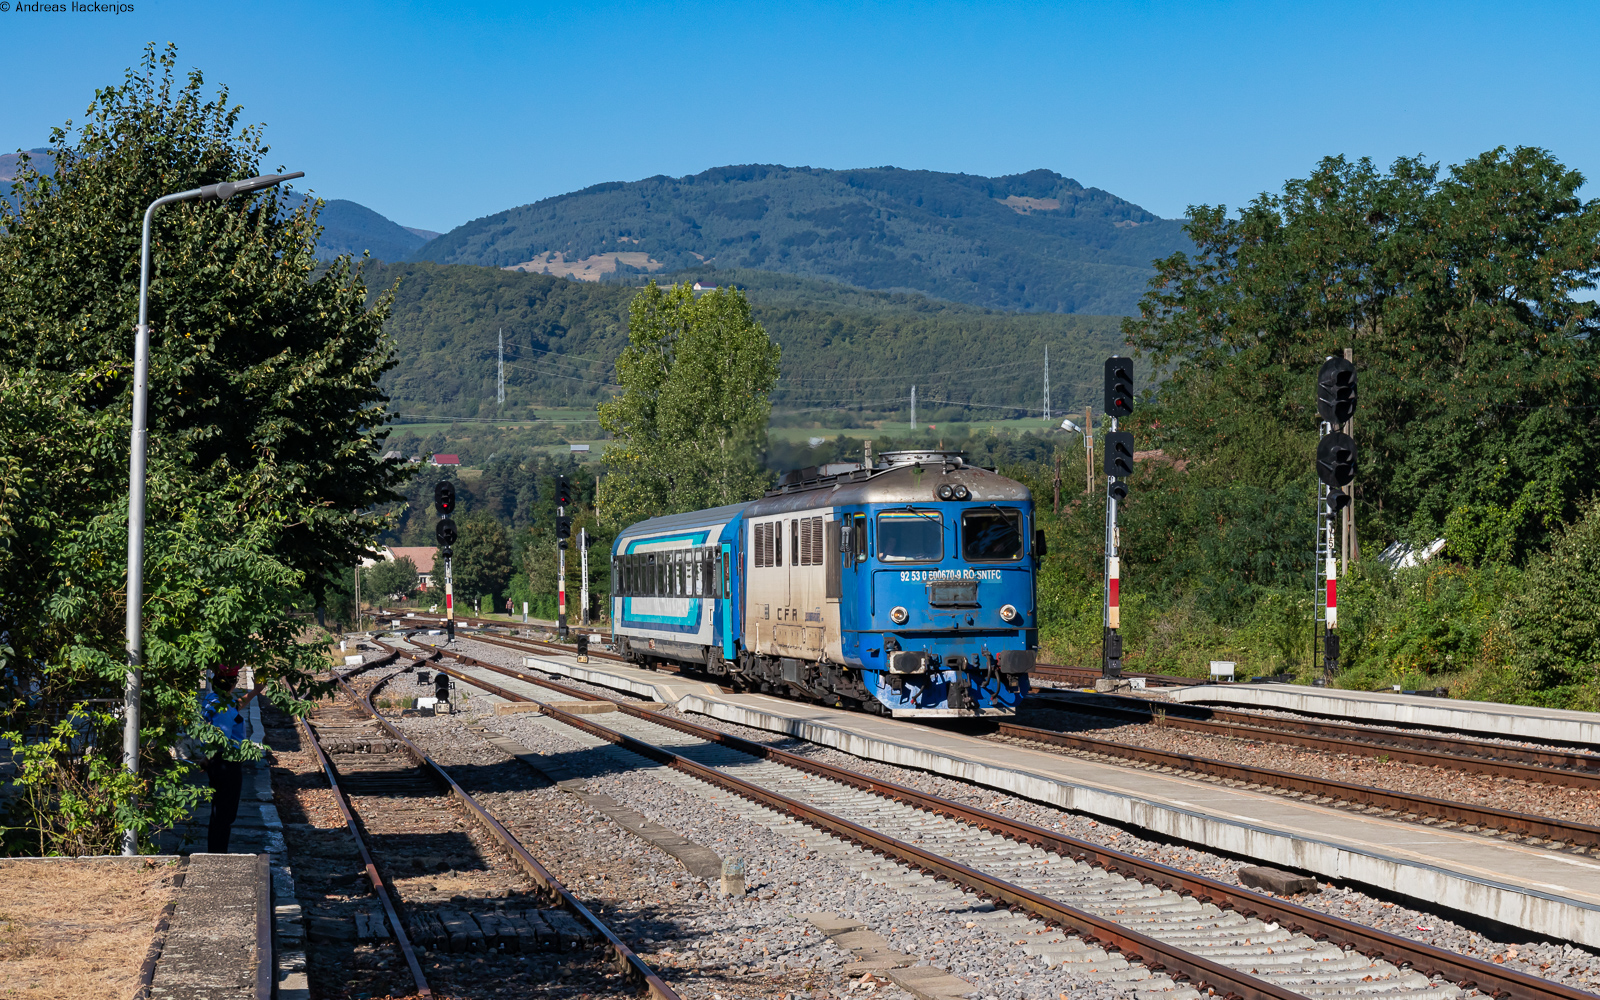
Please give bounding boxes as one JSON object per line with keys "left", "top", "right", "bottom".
{"left": 8, "top": 0, "right": 1598, "bottom": 235}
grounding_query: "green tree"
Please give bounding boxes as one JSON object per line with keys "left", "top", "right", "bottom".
{"left": 1124, "top": 148, "right": 1600, "bottom": 559}
{"left": 0, "top": 47, "right": 403, "bottom": 849}
{"left": 597, "top": 282, "right": 781, "bottom": 525}
{"left": 363, "top": 556, "right": 420, "bottom": 599}
{"left": 452, "top": 512, "right": 512, "bottom": 606}
{"left": 1500, "top": 501, "right": 1600, "bottom": 707}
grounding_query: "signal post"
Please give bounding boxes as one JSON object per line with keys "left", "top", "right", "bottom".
{"left": 434, "top": 481, "right": 457, "bottom": 644}
{"left": 555, "top": 476, "right": 572, "bottom": 638}
{"left": 1314, "top": 357, "right": 1357, "bottom": 680}
{"left": 1102, "top": 358, "right": 1135, "bottom": 680}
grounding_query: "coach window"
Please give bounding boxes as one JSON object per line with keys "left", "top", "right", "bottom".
{"left": 851, "top": 513, "right": 869, "bottom": 562}
{"left": 776, "top": 521, "right": 784, "bottom": 567}
{"left": 877, "top": 509, "right": 943, "bottom": 563}
{"left": 962, "top": 507, "right": 1024, "bottom": 562}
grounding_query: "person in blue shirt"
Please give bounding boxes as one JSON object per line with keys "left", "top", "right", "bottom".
{"left": 199, "top": 665, "right": 265, "bottom": 853}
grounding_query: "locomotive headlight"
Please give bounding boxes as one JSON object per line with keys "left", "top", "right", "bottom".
{"left": 890, "top": 606, "right": 910, "bottom": 624}
{"left": 1000, "top": 604, "right": 1020, "bottom": 623}
{"left": 937, "top": 484, "right": 954, "bottom": 500}
{"left": 953, "top": 484, "right": 970, "bottom": 500}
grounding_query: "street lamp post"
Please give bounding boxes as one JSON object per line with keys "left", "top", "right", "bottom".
{"left": 121, "top": 171, "right": 303, "bottom": 856}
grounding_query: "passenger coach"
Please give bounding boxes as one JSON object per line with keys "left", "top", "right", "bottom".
{"left": 610, "top": 450, "right": 1039, "bottom": 716}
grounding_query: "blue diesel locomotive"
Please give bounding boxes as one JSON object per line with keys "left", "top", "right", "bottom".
{"left": 609, "top": 450, "right": 1040, "bottom": 716}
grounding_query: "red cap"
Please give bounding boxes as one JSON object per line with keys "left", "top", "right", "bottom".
{"left": 214, "top": 665, "right": 241, "bottom": 680}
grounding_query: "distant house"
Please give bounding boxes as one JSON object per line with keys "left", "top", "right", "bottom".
{"left": 431, "top": 454, "right": 460, "bottom": 466}
{"left": 384, "top": 546, "right": 440, "bottom": 590}
{"left": 570, "top": 444, "right": 591, "bottom": 452}
{"left": 692, "top": 281, "right": 719, "bottom": 293}
{"left": 381, "top": 450, "right": 405, "bottom": 462}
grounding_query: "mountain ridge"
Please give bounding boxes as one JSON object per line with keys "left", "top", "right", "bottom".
{"left": 412, "top": 164, "right": 1191, "bottom": 315}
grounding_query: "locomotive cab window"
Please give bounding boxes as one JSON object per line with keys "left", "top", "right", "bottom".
{"left": 962, "top": 507, "right": 1024, "bottom": 562}
{"left": 877, "top": 509, "right": 943, "bottom": 563}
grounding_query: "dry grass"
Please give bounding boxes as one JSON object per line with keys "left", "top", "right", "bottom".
{"left": 0, "top": 859, "right": 178, "bottom": 1000}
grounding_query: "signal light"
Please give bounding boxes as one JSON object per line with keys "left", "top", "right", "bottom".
{"left": 434, "top": 672, "right": 450, "bottom": 703}
{"left": 435, "top": 517, "right": 457, "bottom": 548}
{"left": 556, "top": 515, "right": 571, "bottom": 540}
{"left": 1316, "top": 357, "right": 1357, "bottom": 425}
{"left": 1104, "top": 357, "right": 1135, "bottom": 418}
{"left": 1316, "top": 432, "right": 1357, "bottom": 487}
{"left": 1104, "top": 431, "right": 1135, "bottom": 479}
{"left": 433, "top": 480, "right": 456, "bottom": 517}
{"left": 1328, "top": 487, "right": 1351, "bottom": 512}
{"left": 555, "top": 476, "right": 572, "bottom": 507}
{"left": 1108, "top": 480, "right": 1128, "bottom": 502}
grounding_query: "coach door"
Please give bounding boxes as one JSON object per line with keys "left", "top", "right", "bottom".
{"left": 719, "top": 541, "right": 735, "bottom": 660}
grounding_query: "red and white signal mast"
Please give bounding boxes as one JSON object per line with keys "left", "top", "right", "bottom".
{"left": 1315, "top": 357, "right": 1357, "bottom": 679}
{"left": 434, "top": 480, "right": 457, "bottom": 644}
{"left": 1103, "top": 357, "right": 1136, "bottom": 679}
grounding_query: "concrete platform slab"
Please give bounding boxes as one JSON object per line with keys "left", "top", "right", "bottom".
{"left": 150, "top": 853, "right": 268, "bottom": 1000}
{"left": 1165, "top": 684, "right": 1600, "bottom": 747}
{"left": 516, "top": 651, "right": 1600, "bottom": 949}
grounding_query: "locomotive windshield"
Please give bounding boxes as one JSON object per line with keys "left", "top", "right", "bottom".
{"left": 877, "top": 509, "right": 943, "bottom": 562}
{"left": 961, "top": 507, "right": 1024, "bottom": 561}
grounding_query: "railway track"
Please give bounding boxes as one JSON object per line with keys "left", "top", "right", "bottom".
{"left": 1031, "top": 691, "right": 1600, "bottom": 786}
{"left": 386, "top": 637, "right": 1595, "bottom": 1000}
{"left": 384, "top": 633, "right": 1600, "bottom": 854}
{"left": 275, "top": 654, "right": 679, "bottom": 999}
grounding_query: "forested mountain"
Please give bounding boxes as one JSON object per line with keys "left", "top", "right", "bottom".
{"left": 5, "top": 147, "right": 431, "bottom": 261}
{"left": 411, "top": 165, "right": 1191, "bottom": 315}
{"left": 363, "top": 262, "right": 1125, "bottom": 420}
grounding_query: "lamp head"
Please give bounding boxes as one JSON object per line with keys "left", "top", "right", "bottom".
{"left": 197, "top": 171, "right": 304, "bottom": 202}
{"left": 1061, "top": 419, "right": 1083, "bottom": 434}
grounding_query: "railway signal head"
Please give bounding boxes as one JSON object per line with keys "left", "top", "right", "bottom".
{"left": 1108, "top": 479, "right": 1128, "bottom": 502}
{"left": 1104, "top": 357, "right": 1135, "bottom": 418}
{"left": 433, "top": 480, "right": 456, "bottom": 518}
{"left": 434, "top": 672, "right": 449, "bottom": 703}
{"left": 556, "top": 515, "right": 572, "bottom": 540}
{"left": 1316, "top": 431, "right": 1358, "bottom": 487}
{"left": 1328, "top": 486, "right": 1351, "bottom": 512}
{"left": 1104, "top": 431, "right": 1135, "bottom": 479}
{"left": 555, "top": 476, "right": 572, "bottom": 507}
{"left": 435, "top": 517, "right": 457, "bottom": 551}
{"left": 1316, "top": 357, "right": 1357, "bottom": 425}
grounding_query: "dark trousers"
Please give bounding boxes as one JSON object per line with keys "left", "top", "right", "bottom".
{"left": 206, "top": 759, "right": 244, "bottom": 854}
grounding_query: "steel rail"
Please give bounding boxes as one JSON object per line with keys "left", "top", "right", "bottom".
{"left": 299, "top": 703, "right": 433, "bottom": 998}
{"left": 426, "top": 653, "right": 1584, "bottom": 1000}
{"left": 343, "top": 673, "right": 681, "bottom": 1000}
{"left": 1040, "top": 692, "right": 1600, "bottom": 771}
{"left": 1033, "top": 693, "right": 1600, "bottom": 787}
{"left": 535, "top": 701, "right": 1301, "bottom": 1000}
{"left": 996, "top": 721, "right": 1600, "bottom": 848}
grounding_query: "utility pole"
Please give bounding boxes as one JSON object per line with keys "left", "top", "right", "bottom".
{"left": 1084, "top": 406, "right": 1094, "bottom": 495}
{"left": 1053, "top": 451, "right": 1062, "bottom": 514}
{"left": 579, "top": 526, "right": 590, "bottom": 625}
{"left": 1042, "top": 345, "right": 1051, "bottom": 422}
{"left": 497, "top": 328, "right": 505, "bottom": 407}
{"left": 354, "top": 557, "right": 361, "bottom": 633}
{"left": 910, "top": 386, "right": 916, "bottom": 430}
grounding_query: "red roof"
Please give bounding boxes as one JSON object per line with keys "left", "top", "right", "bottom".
{"left": 432, "top": 454, "right": 460, "bottom": 465}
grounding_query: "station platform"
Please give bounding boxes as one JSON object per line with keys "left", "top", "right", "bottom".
{"left": 516, "top": 650, "right": 1600, "bottom": 949}
{"left": 1165, "top": 684, "right": 1600, "bottom": 747}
